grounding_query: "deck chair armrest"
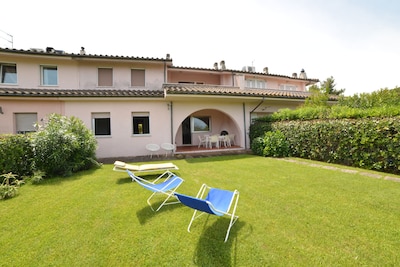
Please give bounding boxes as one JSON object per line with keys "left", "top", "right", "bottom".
{"left": 158, "top": 176, "right": 184, "bottom": 192}
{"left": 127, "top": 171, "right": 153, "bottom": 185}
{"left": 153, "top": 170, "right": 176, "bottom": 183}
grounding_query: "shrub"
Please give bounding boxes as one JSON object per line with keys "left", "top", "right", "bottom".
{"left": 272, "top": 117, "right": 400, "bottom": 174}
{"left": 0, "top": 172, "right": 24, "bottom": 200}
{"left": 0, "top": 134, "right": 34, "bottom": 178}
{"left": 251, "top": 131, "right": 289, "bottom": 158}
{"left": 262, "top": 130, "right": 289, "bottom": 158}
{"left": 251, "top": 137, "right": 265, "bottom": 156}
{"left": 32, "top": 114, "right": 98, "bottom": 177}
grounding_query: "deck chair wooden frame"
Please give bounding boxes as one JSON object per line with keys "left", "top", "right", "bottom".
{"left": 175, "top": 184, "right": 239, "bottom": 242}
{"left": 127, "top": 170, "right": 184, "bottom": 212}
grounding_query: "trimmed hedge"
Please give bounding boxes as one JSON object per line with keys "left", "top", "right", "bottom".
{"left": 270, "top": 117, "right": 400, "bottom": 174}
{"left": 0, "top": 134, "right": 34, "bottom": 179}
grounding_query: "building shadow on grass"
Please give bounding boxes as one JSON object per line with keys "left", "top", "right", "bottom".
{"left": 193, "top": 218, "right": 245, "bottom": 267}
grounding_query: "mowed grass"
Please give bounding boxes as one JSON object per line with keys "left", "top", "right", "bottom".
{"left": 1, "top": 154, "right": 400, "bottom": 266}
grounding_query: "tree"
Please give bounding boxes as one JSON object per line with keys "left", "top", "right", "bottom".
{"left": 304, "top": 84, "right": 329, "bottom": 107}
{"left": 320, "top": 76, "right": 345, "bottom": 95}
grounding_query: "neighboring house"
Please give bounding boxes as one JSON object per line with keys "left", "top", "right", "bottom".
{"left": 0, "top": 47, "right": 336, "bottom": 159}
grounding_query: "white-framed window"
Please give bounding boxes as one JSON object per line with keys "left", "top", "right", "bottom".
{"left": 15, "top": 113, "right": 37, "bottom": 134}
{"left": 92, "top": 113, "right": 111, "bottom": 136}
{"left": 41, "top": 65, "right": 58, "bottom": 85}
{"left": 131, "top": 69, "right": 145, "bottom": 87}
{"left": 191, "top": 116, "right": 210, "bottom": 133}
{"left": 279, "top": 84, "right": 298, "bottom": 91}
{"left": 0, "top": 63, "right": 17, "bottom": 84}
{"left": 245, "top": 79, "right": 266, "bottom": 89}
{"left": 98, "top": 68, "right": 113, "bottom": 86}
{"left": 132, "top": 112, "right": 150, "bottom": 135}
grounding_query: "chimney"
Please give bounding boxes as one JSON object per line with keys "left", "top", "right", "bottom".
{"left": 220, "top": 60, "right": 226, "bottom": 70}
{"left": 263, "top": 67, "right": 269, "bottom": 74}
{"left": 80, "top": 47, "right": 86, "bottom": 55}
{"left": 214, "top": 62, "right": 218, "bottom": 70}
{"left": 46, "top": 47, "right": 55, "bottom": 53}
{"left": 292, "top": 72, "right": 297, "bottom": 78}
{"left": 166, "top": 53, "right": 170, "bottom": 60}
{"left": 299, "top": 69, "right": 307, "bottom": 79}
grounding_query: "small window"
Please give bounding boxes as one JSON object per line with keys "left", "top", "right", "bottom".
{"left": 131, "top": 69, "right": 145, "bottom": 87}
{"left": 41, "top": 66, "right": 58, "bottom": 85}
{"left": 92, "top": 113, "right": 111, "bottom": 136}
{"left": 246, "top": 79, "right": 266, "bottom": 89}
{"left": 1, "top": 63, "right": 17, "bottom": 84}
{"left": 280, "top": 84, "right": 298, "bottom": 91}
{"left": 98, "top": 68, "right": 113, "bottom": 86}
{"left": 40, "top": 66, "right": 58, "bottom": 86}
{"left": 132, "top": 112, "right": 150, "bottom": 135}
{"left": 15, "top": 113, "right": 37, "bottom": 134}
{"left": 191, "top": 116, "right": 210, "bottom": 132}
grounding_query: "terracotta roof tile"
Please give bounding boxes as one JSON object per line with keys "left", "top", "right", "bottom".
{"left": 163, "top": 84, "right": 339, "bottom": 101}
{"left": 0, "top": 88, "right": 164, "bottom": 98}
{"left": 168, "top": 66, "right": 319, "bottom": 84}
{"left": 0, "top": 86, "right": 339, "bottom": 101}
{"left": 0, "top": 47, "right": 171, "bottom": 62}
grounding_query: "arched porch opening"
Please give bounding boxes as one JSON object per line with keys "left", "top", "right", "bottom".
{"left": 174, "top": 108, "right": 242, "bottom": 152}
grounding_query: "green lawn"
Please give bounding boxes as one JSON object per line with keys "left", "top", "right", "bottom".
{"left": 1, "top": 154, "right": 400, "bottom": 266}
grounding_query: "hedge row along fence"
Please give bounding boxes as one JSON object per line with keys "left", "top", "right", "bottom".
{"left": 267, "top": 117, "right": 400, "bottom": 174}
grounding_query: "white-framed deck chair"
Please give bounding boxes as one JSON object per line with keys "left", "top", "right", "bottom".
{"left": 175, "top": 184, "right": 239, "bottom": 242}
{"left": 113, "top": 161, "right": 179, "bottom": 174}
{"left": 127, "top": 170, "right": 184, "bottom": 212}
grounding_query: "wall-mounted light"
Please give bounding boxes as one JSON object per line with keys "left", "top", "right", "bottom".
{"left": 0, "top": 106, "right": 3, "bottom": 114}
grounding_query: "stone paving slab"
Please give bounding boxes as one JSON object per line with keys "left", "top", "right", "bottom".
{"left": 278, "top": 158, "right": 400, "bottom": 183}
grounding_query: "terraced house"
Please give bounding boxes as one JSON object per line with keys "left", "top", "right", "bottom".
{"left": 0, "top": 47, "right": 334, "bottom": 159}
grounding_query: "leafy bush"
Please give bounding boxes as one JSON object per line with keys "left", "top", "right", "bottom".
{"left": 32, "top": 114, "right": 98, "bottom": 177}
{"left": 251, "top": 131, "right": 289, "bottom": 157}
{"left": 251, "top": 137, "right": 265, "bottom": 156}
{"left": 29, "top": 170, "right": 46, "bottom": 184}
{"left": 0, "top": 134, "right": 34, "bottom": 178}
{"left": 262, "top": 131, "right": 289, "bottom": 157}
{"left": 0, "top": 173, "right": 24, "bottom": 200}
{"left": 338, "top": 87, "right": 400, "bottom": 109}
{"left": 272, "top": 118, "right": 400, "bottom": 174}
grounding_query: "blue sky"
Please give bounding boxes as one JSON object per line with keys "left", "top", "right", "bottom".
{"left": 1, "top": 0, "right": 399, "bottom": 95}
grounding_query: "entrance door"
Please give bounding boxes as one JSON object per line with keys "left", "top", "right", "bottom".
{"left": 182, "top": 117, "right": 192, "bottom": 145}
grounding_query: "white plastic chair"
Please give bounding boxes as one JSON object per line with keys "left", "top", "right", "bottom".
{"left": 198, "top": 135, "right": 208, "bottom": 148}
{"left": 161, "top": 143, "right": 175, "bottom": 157}
{"left": 146, "top": 143, "right": 160, "bottom": 158}
{"left": 208, "top": 135, "right": 219, "bottom": 148}
{"left": 228, "top": 134, "right": 235, "bottom": 146}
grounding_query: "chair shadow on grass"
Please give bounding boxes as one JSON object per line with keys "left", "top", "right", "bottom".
{"left": 116, "top": 176, "right": 132, "bottom": 184}
{"left": 193, "top": 218, "right": 245, "bottom": 267}
{"left": 135, "top": 200, "right": 183, "bottom": 225}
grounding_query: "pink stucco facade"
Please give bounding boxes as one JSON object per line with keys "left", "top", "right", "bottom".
{"left": 0, "top": 48, "right": 326, "bottom": 159}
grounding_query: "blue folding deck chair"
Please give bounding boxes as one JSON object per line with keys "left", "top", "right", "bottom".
{"left": 127, "top": 170, "right": 184, "bottom": 212}
{"left": 175, "top": 184, "right": 239, "bottom": 242}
